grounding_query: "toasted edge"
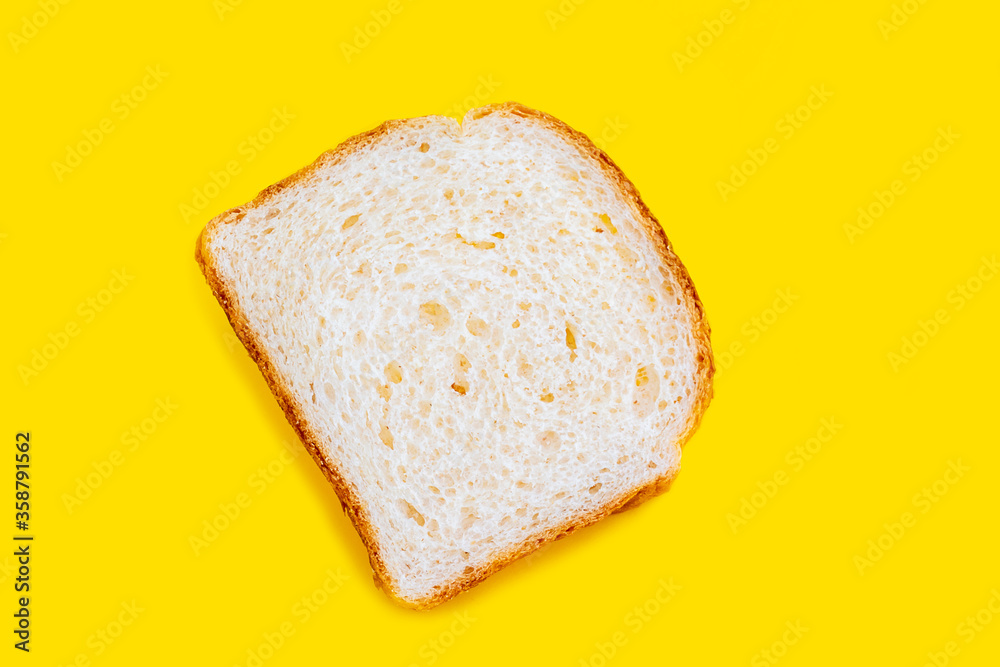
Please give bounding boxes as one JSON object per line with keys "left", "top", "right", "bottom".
{"left": 195, "top": 101, "right": 714, "bottom": 609}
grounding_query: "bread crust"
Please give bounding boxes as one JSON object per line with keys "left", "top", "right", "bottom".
{"left": 195, "top": 102, "right": 714, "bottom": 609}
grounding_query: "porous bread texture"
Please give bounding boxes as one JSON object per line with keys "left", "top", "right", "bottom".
{"left": 197, "top": 102, "right": 713, "bottom": 608}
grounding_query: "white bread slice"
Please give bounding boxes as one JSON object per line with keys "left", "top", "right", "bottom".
{"left": 196, "top": 102, "right": 713, "bottom": 609}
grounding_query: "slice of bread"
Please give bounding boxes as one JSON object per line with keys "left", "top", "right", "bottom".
{"left": 196, "top": 102, "right": 713, "bottom": 609}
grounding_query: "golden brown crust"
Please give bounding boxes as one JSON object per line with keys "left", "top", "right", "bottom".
{"left": 195, "top": 102, "right": 713, "bottom": 610}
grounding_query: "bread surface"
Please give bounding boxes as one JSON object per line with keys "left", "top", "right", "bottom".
{"left": 196, "top": 102, "right": 714, "bottom": 608}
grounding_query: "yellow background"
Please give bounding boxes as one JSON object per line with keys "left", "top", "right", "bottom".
{"left": 3, "top": 0, "right": 999, "bottom": 664}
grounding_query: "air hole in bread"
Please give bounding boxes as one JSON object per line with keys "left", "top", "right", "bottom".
{"left": 379, "top": 424, "right": 394, "bottom": 449}
{"left": 450, "top": 381, "right": 468, "bottom": 395}
{"left": 491, "top": 231, "right": 505, "bottom": 239}
{"left": 516, "top": 354, "right": 533, "bottom": 379}
{"left": 418, "top": 142, "right": 430, "bottom": 152}
{"left": 615, "top": 243, "right": 637, "bottom": 264}
{"left": 633, "top": 364, "right": 660, "bottom": 418}
{"left": 394, "top": 263, "right": 408, "bottom": 274}
{"left": 540, "top": 393, "right": 554, "bottom": 403}
{"left": 565, "top": 324, "right": 579, "bottom": 361}
{"left": 400, "top": 500, "right": 425, "bottom": 526}
{"left": 385, "top": 361, "right": 403, "bottom": 384}
{"left": 342, "top": 214, "right": 360, "bottom": 229}
{"left": 466, "top": 314, "right": 488, "bottom": 336}
{"left": 589, "top": 483, "right": 602, "bottom": 494}
{"left": 597, "top": 213, "right": 617, "bottom": 234}
{"left": 538, "top": 430, "right": 560, "bottom": 450}
{"left": 419, "top": 301, "right": 451, "bottom": 332}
